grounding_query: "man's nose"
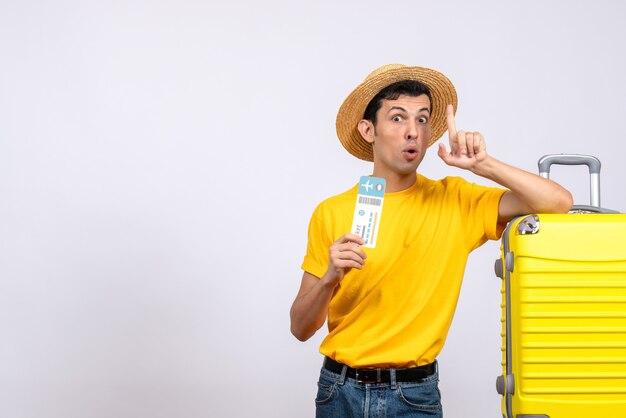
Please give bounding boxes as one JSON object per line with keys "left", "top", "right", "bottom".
{"left": 406, "top": 120, "right": 418, "bottom": 139}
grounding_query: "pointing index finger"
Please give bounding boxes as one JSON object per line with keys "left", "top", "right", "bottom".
{"left": 446, "top": 104, "right": 457, "bottom": 137}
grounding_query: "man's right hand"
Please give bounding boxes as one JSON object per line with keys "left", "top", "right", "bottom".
{"left": 323, "top": 233, "right": 367, "bottom": 286}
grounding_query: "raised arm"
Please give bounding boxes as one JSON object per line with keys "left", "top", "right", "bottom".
{"left": 437, "top": 105, "right": 573, "bottom": 223}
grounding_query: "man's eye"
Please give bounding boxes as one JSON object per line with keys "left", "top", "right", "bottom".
{"left": 392, "top": 115, "right": 402, "bottom": 122}
{"left": 419, "top": 117, "right": 428, "bottom": 123}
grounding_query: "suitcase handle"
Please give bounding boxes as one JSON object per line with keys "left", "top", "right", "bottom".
{"left": 538, "top": 154, "right": 601, "bottom": 208}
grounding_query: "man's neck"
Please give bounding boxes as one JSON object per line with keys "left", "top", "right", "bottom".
{"left": 372, "top": 170, "right": 417, "bottom": 193}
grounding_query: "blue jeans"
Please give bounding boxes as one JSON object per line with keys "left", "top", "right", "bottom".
{"left": 315, "top": 363, "right": 443, "bottom": 417}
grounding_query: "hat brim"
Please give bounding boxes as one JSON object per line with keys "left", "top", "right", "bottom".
{"left": 336, "top": 65, "right": 458, "bottom": 162}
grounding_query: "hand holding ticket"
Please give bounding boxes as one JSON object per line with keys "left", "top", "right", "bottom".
{"left": 351, "top": 176, "right": 386, "bottom": 248}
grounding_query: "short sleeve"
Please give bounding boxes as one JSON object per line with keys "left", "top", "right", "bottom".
{"left": 301, "top": 203, "right": 331, "bottom": 279}
{"left": 458, "top": 180, "right": 507, "bottom": 250}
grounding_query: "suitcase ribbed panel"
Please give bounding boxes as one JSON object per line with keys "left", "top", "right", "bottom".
{"left": 500, "top": 278, "right": 508, "bottom": 415}
{"left": 517, "top": 261, "right": 626, "bottom": 400}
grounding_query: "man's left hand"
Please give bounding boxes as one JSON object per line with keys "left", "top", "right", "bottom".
{"left": 437, "top": 104, "right": 487, "bottom": 171}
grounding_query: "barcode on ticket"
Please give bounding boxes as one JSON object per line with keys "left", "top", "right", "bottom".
{"left": 358, "top": 196, "right": 382, "bottom": 206}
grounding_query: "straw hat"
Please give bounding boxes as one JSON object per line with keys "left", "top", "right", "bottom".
{"left": 336, "top": 64, "right": 458, "bottom": 162}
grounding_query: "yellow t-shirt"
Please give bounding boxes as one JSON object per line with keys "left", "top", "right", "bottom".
{"left": 301, "top": 174, "right": 506, "bottom": 368}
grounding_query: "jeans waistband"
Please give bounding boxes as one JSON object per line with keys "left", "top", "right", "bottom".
{"left": 323, "top": 357, "right": 437, "bottom": 384}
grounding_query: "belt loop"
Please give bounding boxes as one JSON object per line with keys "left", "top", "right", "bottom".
{"left": 338, "top": 364, "right": 347, "bottom": 385}
{"left": 390, "top": 368, "right": 397, "bottom": 390}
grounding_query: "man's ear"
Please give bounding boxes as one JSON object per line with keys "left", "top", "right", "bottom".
{"left": 357, "top": 119, "right": 375, "bottom": 144}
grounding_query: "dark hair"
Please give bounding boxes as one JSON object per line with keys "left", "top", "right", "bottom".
{"left": 363, "top": 80, "right": 432, "bottom": 125}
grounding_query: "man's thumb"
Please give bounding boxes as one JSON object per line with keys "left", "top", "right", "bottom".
{"left": 437, "top": 143, "right": 449, "bottom": 162}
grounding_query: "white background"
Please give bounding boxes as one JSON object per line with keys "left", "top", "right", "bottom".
{"left": 1, "top": 1, "right": 625, "bottom": 417}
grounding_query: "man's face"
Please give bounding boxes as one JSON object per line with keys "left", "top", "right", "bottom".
{"left": 360, "top": 94, "right": 432, "bottom": 178}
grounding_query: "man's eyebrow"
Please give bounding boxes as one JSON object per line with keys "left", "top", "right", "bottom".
{"left": 387, "top": 106, "right": 431, "bottom": 114}
{"left": 388, "top": 106, "right": 408, "bottom": 113}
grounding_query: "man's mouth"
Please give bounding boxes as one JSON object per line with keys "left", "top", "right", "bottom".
{"left": 403, "top": 147, "right": 418, "bottom": 160}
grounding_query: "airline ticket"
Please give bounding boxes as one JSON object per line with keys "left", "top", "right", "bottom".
{"left": 351, "top": 176, "right": 386, "bottom": 248}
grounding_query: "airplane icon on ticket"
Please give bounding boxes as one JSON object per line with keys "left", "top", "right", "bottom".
{"left": 361, "top": 180, "right": 373, "bottom": 193}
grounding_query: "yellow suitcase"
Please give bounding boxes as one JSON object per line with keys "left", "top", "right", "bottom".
{"left": 496, "top": 155, "right": 626, "bottom": 418}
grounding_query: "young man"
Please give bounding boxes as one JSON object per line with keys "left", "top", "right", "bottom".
{"left": 290, "top": 64, "right": 572, "bottom": 417}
